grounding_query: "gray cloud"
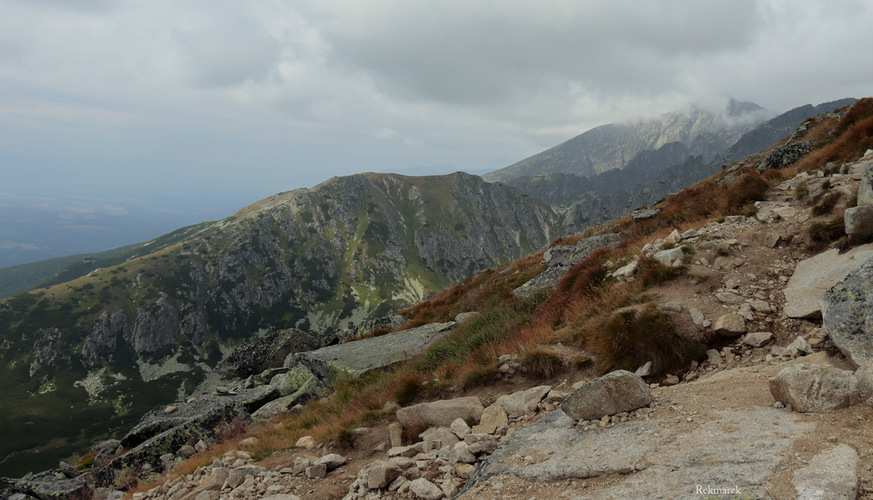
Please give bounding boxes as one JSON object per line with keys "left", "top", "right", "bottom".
{"left": 0, "top": 0, "right": 871, "bottom": 208}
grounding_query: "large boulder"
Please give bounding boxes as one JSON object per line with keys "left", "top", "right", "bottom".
{"left": 855, "top": 359, "right": 873, "bottom": 404}
{"left": 396, "top": 396, "right": 484, "bottom": 430}
{"left": 561, "top": 370, "right": 653, "bottom": 421}
{"left": 758, "top": 141, "right": 815, "bottom": 172}
{"left": 9, "top": 470, "right": 90, "bottom": 500}
{"left": 822, "top": 255, "right": 873, "bottom": 367}
{"left": 785, "top": 244, "right": 873, "bottom": 319}
{"left": 857, "top": 160, "right": 873, "bottom": 206}
{"left": 769, "top": 363, "right": 859, "bottom": 412}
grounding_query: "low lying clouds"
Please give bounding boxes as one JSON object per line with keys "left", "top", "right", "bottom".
{"left": 1, "top": 0, "right": 872, "bottom": 200}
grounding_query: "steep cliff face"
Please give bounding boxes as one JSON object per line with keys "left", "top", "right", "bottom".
{"left": 0, "top": 172, "right": 560, "bottom": 474}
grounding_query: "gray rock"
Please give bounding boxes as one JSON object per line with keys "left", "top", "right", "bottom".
{"left": 9, "top": 470, "right": 90, "bottom": 500}
{"left": 785, "top": 244, "right": 873, "bottom": 319}
{"left": 359, "top": 460, "right": 401, "bottom": 490}
{"left": 409, "top": 478, "right": 443, "bottom": 500}
{"left": 450, "top": 418, "right": 471, "bottom": 439}
{"left": 713, "top": 314, "right": 745, "bottom": 337}
{"left": 858, "top": 162, "right": 873, "bottom": 206}
{"left": 653, "top": 247, "right": 684, "bottom": 267}
{"left": 769, "top": 363, "right": 859, "bottom": 412}
{"left": 856, "top": 359, "right": 873, "bottom": 404}
{"left": 743, "top": 332, "right": 773, "bottom": 348}
{"left": 724, "top": 215, "right": 746, "bottom": 224}
{"left": 471, "top": 404, "right": 508, "bottom": 435}
{"left": 495, "top": 385, "right": 551, "bottom": 419}
{"left": 689, "top": 308, "right": 706, "bottom": 327}
{"left": 634, "top": 361, "right": 652, "bottom": 378}
{"left": 515, "top": 233, "right": 621, "bottom": 297}
{"left": 561, "top": 370, "right": 653, "bottom": 421}
{"left": 396, "top": 396, "right": 483, "bottom": 430}
{"left": 293, "top": 322, "right": 456, "bottom": 379}
{"left": 389, "top": 422, "right": 403, "bottom": 448}
{"left": 705, "top": 349, "right": 722, "bottom": 365}
{"left": 631, "top": 209, "right": 660, "bottom": 222}
{"left": 781, "top": 336, "right": 812, "bottom": 358}
{"left": 305, "top": 463, "right": 327, "bottom": 479}
{"left": 763, "top": 232, "right": 781, "bottom": 248}
{"left": 822, "top": 254, "right": 873, "bottom": 367}
{"left": 314, "top": 453, "right": 347, "bottom": 470}
{"left": 792, "top": 444, "right": 859, "bottom": 500}
{"left": 845, "top": 205, "right": 873, "bottom": 237}
{"left": 658, "top": 302, "right": 682, "bottom": 312}
{"left": 176, "top": 444, "right": 196, "bottom": 459}
{"left": 715, "top": 292, "right": 745, "bottom": 305}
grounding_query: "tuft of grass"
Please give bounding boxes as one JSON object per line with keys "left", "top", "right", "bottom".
{"left": 460, "top": 364, "right": 498, "bottom": 389}
{"left": 519, "top": 348, "right": 565, "bottom": 379}
{"left": 573, "top": 355, "right": 593, "bottom": 369}
{"left": 811, "top": 192, "right": 840, "bottom": 216}
{"left": 635, "top": 256, "right": 686, "bottom": 288}
{"left": 794, "top": 181, "right": 809, "bottom": 199}
{"left": 807, "top": 216, "right": 846, "bottom": 251}
{"left": 575, "top": 305, "right": 705, "bottom": 375}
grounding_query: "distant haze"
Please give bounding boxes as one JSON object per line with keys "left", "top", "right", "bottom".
{"left": 1, "top": 1, "right": 872, "bottom": 265}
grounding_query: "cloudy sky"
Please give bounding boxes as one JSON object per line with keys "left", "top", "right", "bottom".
{"left": 2, "top": 0, "right": 873, "bottom": 237}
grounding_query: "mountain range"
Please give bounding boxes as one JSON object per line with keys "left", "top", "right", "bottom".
{"left": 0, "top": 96, "right": 859, "bottom": 477}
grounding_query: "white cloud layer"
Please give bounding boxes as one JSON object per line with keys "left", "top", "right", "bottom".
{"left": 1, "top": 0, "right": 872, "bottom": 204}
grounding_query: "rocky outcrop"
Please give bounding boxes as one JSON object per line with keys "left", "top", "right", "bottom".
{"left": 561, "top": 370, "right": 653, "bottom": 421}
{"left": 7, "top": 470, "right": 89, "bottom": 500}
{"left": 218, "top": 329, "right": 320, "bottom": 377}
{"left": 758, "top": 141, "right": 815, "bottom": 172}
{"left": 514, "top": 233, "right": 621, "bottom": 297}
{"left": 82, "top": 310, "right": 128, "bottom": 367}
{"left": 132, "top": 294, "right": 180, "bottom": 356}
{"left": 822, "top": 255, "right": 873, "bottom": 367}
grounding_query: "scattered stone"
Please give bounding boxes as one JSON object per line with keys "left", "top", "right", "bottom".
{"left": 562, "top": 370, "right": 653, "bottom": 421}
{"left": 714, "top": 313, "right": 746, "bottom": 337}
{"left": 634, "top": 361, "right": 652, "bottom": 378}
{"left": 681, "top": 228, "right": 699, "bottom": 239}
{"left": 743, "top": 332, "right": 773, "bottom": 348}
{"left": 705, "top": 349, "right": 722, "bottom": 365}
{"left": 663, "top": 374, "right": 680, "bottom": 386}
{"left": 724, "top": 215, "right": 746, "bottom": 224}
{"left": 472, "top": 404, "right": 508, "bottom": 435}
{"left": 690, "top": 308, "right": 706, "bottom": 327}
{"left": 781, "top": 337, "right": 813, "bottom": 358}
{"left": 631, "top": 209, "right": 660, "bottom": 222}
{"left": 792, "top": 444, "right": 859, "bottom": 499}
{"left": 653, "top": 247, "right": 684, "bottom": 267}
{"left": 496, "top": 386, "right": 551, "bottom": 418}
{"left": 176, "top": 444, "right": 196, "bottom": 459}
{"left": 770, "top": 363, "right": 859, "bottom": 412}
{"left": 389, "top": 422, "right": 403, "bottom": 448}
{"left": 359, "top": 460, "right": 401, "bottom": 490}
{"left": 239, "top": 437, "right": 259, "bottom": 448}
{"left": 658, "top": 302, "right": 682, "bottom": 312}
{"left": 314, "top": 453, "right": 346, "bottom": 470}
{"left": 716, "top": 292, "right": 745, "bottom": 305}
{"left": 450, "top": 418, "right": 471, "bottom": 439}
{"left": 295, "top": 436, "right": 316, "bottom": 449}
{"left": 764, "top": 232, "right": 781, "bottom": 248}
{"left": 409, "top": 478, "right": 443, "bottom": 500}
{"left": 164, "top": 405, "right": 178, "bottom": 414}
{"left": 856, "top": 359, "right": 873, "bottom": 404}
{"left": 305, "top": 463, "right": 327, "bottom": 479}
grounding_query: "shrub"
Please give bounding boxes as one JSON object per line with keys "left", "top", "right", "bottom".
{"left": 519, "top": 348, "right": 565, "bottom": 379}
{"left": 460, "top": 364, "right": 497, "bottom": 389}
{"left": 394, "top": 372, "right": 424, "bottom": 406}
{"left": 573, "top": 355, "right": 593, "bottom": 369}
{"left": 794, "top": 181, "right": 809, "bottom": 199}
{"left": 578, "top": 305, "right": 705, "bottom": 375}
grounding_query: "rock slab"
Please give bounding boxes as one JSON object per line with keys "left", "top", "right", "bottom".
{"left": 561, "top": 370, "right": 653, "bottom": 421}
{"left": 792, "top": 444, "right": 859, "bottom": 499}
{"left": 397, "top": 396, "right": 484, "bottom": 429}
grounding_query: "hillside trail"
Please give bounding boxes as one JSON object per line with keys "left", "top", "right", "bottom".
{"left": 133, "top": 160, "right": 873, "bottom": 499}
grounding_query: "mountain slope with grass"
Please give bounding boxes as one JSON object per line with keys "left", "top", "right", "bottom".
{"left": 0, "top": 171, "right": 561, "bottom": 477}
{"left": 104, "top": 98, "right": 873, "bottom": 500}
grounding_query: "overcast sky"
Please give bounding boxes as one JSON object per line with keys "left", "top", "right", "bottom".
{"left": 2, "top": 0, "right": 872, "bottom": 218}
